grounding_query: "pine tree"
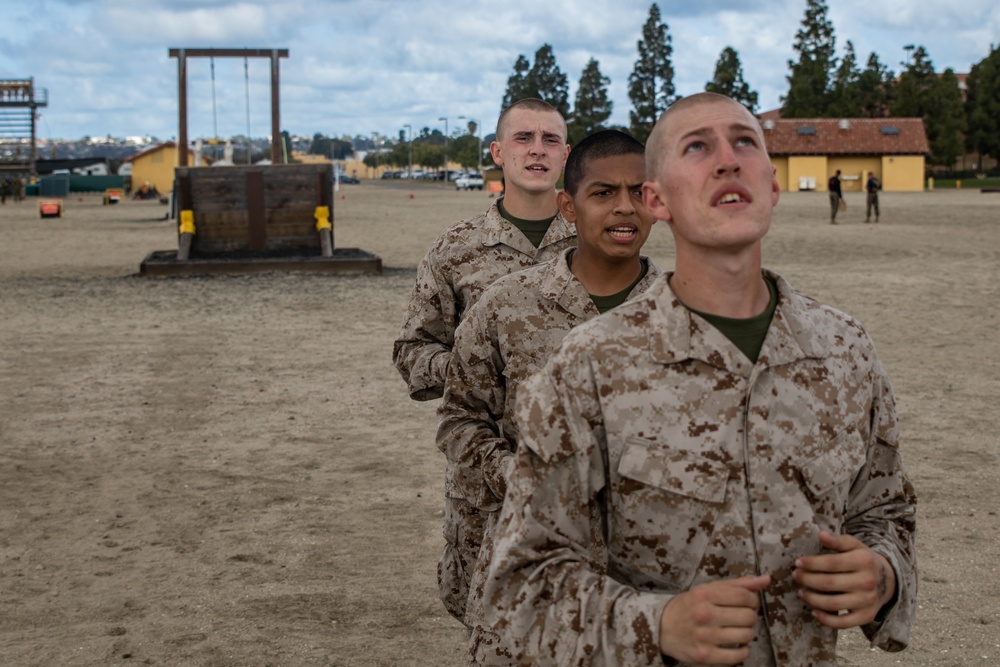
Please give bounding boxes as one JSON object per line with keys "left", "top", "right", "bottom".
{"left": 892, "top": 46, "right": 936, "bottom": 118}
{"left": 781, "top": 0, "right": 837, "bottom": 117}
{"left": 929, "top": 69, "right": 967, "bottom": 167}
{"left": 893, "top": 48, "right": 967, "bottom": 167}
{"left": 855, "top": 52, "right": 896, "bottom": 118}
{"left": 500, "top": 46, "right": 569, "bottom": 117}
{"left": 525, "top": 44, "right": 570, "bottom": 117}
{"left": 501, "top": 55, "right": 532, "bottom": 110}
{"left": 628, "top": 3, "right": 676, "bottom": 143}
{"left": 705, "top": 46, "right": 759, "bottom": 113}
{"left": 827, "top": 40, "right": 861, "bottom": 117}
{"left": 568, "top": 58, "right": 614, "bottom": 145}
{"left": 965, "top": 45, "right": 1000, "bottom": 166}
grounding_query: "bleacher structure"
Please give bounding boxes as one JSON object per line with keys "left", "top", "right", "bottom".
{"left": 0, "top": 78, "right": 47, "bottom": 176}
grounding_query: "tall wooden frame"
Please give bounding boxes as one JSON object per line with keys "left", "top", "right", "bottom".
{"left": 168, "top": 48, "right": 289, "bottom": 166}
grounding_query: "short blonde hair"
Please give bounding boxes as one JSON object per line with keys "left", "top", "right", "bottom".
{"left": 496, "top": 98, "right": 567, "bottom": 141}
{"left": 645, "top": 93, "right": 764, "bottom": 182}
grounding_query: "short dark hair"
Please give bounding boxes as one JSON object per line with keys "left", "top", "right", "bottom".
{"left": 563, "top": 129, "right": 644, "bottom": 196}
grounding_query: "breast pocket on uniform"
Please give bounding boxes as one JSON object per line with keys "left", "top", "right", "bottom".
{"left": 800, "top": 422, "right": 867, "bottom": 522}
{"left": 611, "top": 436, "right": 729, "bottom": 591}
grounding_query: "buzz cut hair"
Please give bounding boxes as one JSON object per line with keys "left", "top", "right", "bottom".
{"left": 562, "top": 129, "right": 644, "bottom": 196}
{"left": 645, "top": 92, "right": 763, "bottom": 181}
{"left": 496, "top": 98, "right": 567, "bottom": 141}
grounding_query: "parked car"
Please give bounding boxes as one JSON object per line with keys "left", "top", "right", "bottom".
{"left": 455, "top": 172, "right": 484, "bottom": 191}
{"left": 337, "top": 173, "right": 360, "bottom": 184}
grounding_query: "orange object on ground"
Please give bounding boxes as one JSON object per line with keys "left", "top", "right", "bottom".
{"left": 39, "top": 199, "right": 63, "bottom": 218}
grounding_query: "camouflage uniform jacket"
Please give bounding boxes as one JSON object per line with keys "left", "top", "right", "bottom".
{"left": 392, "top": 201, "right": 577, "bottom": 401}
{"left": 437, "top": 248, "right": 662, "bottom": 512}
{"left": 484, "top": 269, "right": 917, "bottom": 667}
{"left": 439, "top": 249, "right": 661, "bottom": 665}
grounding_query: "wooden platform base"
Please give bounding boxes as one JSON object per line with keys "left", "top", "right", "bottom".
{"left": 139, "top": 247, "right": 382, "bottom": 277}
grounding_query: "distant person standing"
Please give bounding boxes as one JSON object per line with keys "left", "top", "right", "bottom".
{"left": 828, "top": 169, "right": 843, "bottom": 224}
{"left": 866, "top": 173, "right": 881, "bottom": 223}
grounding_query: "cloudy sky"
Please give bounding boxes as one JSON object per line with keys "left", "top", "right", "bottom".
{"left": 2, "top": 0, "right": 996, "bottom": 143}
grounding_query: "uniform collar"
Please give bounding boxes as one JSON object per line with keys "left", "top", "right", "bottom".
{"left": 480, "top": 200, "right": 576, "bottom": 255}
{"left": 537, "top": 249, "right": 664, "bottom": 320}
{"left": 646, "top": 269, "right": 829, "bottom": 376}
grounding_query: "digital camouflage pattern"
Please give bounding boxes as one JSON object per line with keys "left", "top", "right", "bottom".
{"left": 393, "top": 201, "right": 575, "bottom": 624}
{"left": 484, "top": 270, "right": 917, "bottom": 667}
{"left": 436, "top": 249, "right": 661, "bottom": 664}
{"left": 392, "top": 202, "right": 577, "bottom": 402}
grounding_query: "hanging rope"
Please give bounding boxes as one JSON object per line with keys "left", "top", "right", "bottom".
{"left": 244, "top": 56, "right": 252, "bottom": 164}
{"left": 210, "top": 56, "right": 219, "bottom": 141}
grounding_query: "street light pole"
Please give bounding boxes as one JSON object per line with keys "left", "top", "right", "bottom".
{"left": 438, "top": 116, "right": 449, "bottom": 182}
{"left": 403, "top": 123, "right": 412, "bottom": 178}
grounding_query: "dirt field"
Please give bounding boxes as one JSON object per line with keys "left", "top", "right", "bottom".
{"left": 1, "top": 183, "right": 998, "bottom": 666}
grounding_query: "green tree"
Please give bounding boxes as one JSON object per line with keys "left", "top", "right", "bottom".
{"left": 413, "top": 142, "right": 445, "bottom": 170}
{"left": 313, "top": 136, "right": 354, "bottom": 160}
{"left": 929, "top": 69, "right": 967, "bottom": 167}
{"left": 568, "top": 58, "right": 614, "bottom": 145}
{"left": 386, "top": 142, "right": 409, "bottom": 169}
{"left": 526, "top": 44, "right": 570, "bottom": 116}
{"left": 826, "top": 40, "right": 861, "bottom": 117}
{"left": 854, "top": 52, "right": 896, "bottom": 118}
{"left": 332, "top": 139, "right": 354, "bottom": 160}
{"left": 502, "top": 55, "right": 532, "bottom": 110}
{"left": 628, "top": 3, "right": 676, "bottom": 143}
{"left": 892, "top": 46, "right": 936, "bottom": 117}
{"left": 965, "top": 45, "right": 1000, "bottom": 166}
{"left": 500, "top": 45, "right": 570, "bottom": 116}
{"left": 309, "top": 132, "right": 331, "bottom": 156}
{"left": 705, "top": 46, "right": 759, "bottom": 113}
{"left": 893, "top": 48, "right": 967, "bottom": 167}
{"left": 450, "top": 134, "right": 480, "bottom": 170}
{"left": 781, "top": 0, "right": 837, "bottom": 117}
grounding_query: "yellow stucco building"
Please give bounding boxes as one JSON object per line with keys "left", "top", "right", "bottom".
{"left": 760, "top": 118, "right": 929, "bottom": 192}
{"left": 125, "top": 142, "right": 195, "bottom": 194}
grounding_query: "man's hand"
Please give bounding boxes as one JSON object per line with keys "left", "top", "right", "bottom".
{"left": 659, "top": 574, "right": 770, "bottom": 665}
{"left": 793, "top": 530, "right": 896, "bottom": 628}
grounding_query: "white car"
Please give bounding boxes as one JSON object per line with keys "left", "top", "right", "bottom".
{"left": 455, "top": 172, "right": 484, "bottom": 191}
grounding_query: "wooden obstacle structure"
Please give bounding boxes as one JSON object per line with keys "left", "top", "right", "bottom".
{"left": 139, "top": 163, "right": 381, "bottom": 276}
{"left": 139, "top": 47, "right": 381, "bottom": 277}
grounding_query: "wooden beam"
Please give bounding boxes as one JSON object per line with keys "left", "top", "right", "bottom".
{"left": 168, "top": 48, "right": 288, "bottom": 59}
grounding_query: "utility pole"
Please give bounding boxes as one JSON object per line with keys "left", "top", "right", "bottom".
{"left": 403, "top": 124, "right": 412, "bottom": 178}
{"left": 438, "top": 116, "right": 449, "bottom": 181}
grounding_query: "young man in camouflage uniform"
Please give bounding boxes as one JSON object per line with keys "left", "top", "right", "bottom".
{"left": 392, "top": 98, "right": 576, "bottom": 623}
{"left": 483, "top": 93, "right": 917, "bottom": 666}
{"left": 437, "top": 130, "right": 662, "bottom": 664}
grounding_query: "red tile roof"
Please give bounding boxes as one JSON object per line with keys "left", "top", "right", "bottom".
{"left": 761, "top": 118, "right": 929, "bottom": 156}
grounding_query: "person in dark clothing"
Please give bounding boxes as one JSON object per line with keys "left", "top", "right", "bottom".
{"left": 866, "top": 173, "right": 881, "bottom": 223}
{"left": 828, "top": 170, "right": 843, "bottom": 224}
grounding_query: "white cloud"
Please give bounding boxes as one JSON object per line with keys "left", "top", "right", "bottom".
{"left": 2, "top": 0, "right": 996, "bottom": 140}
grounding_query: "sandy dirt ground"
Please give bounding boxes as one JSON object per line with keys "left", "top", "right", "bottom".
{"left": 1, "top": 182, "right": 998, "bottom": 666}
